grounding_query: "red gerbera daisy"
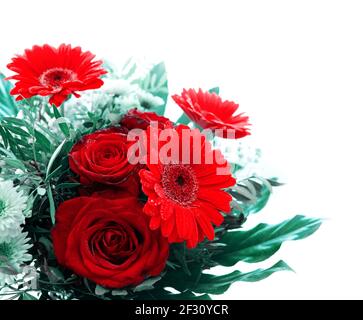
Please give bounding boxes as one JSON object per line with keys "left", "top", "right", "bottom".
{"left": 172, "top": 88, "right": 251, "bottom": 139}
{"left": 139, "top": 125, "right": 236, "bottom": 248}
{"left": 6, "top": 44, "right": 107, "bottom": 107}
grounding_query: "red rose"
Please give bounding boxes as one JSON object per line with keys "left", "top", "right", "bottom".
{"left": 120, "top": 108, "right": 173, "bottom": 131}
{"left": 78, "top": 174, "right": 140, "bottom": 197}
{"left": 69, "top": 128, "right": 140, "bottom": 189}
{"left": 51, "top": 194, "right": 169, "bottom": 288}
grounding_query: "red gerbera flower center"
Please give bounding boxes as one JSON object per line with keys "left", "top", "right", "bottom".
{"left": 39, "top": 68, "right": 77, "bottom": 87}
{"left": 161, "top": 164, "right": 199, "bottom": 206}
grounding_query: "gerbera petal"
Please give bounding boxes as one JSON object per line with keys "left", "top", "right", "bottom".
{"left": 175, "top": 205, "right": 193, "bottom": 240}
{"left": 161, "top": 215, "right": 175, "bottom": 237}
{"left": 196, "top": 211, "right": 215, "bottom": 241}
{"left": 198, "top": 188, "right": 232, "bottom": 213}
{"left": 139, "top": 169, "right": 159, "bottom": 185}
{"left": 198, "top": 171, "right": 236, "bottom": 189}
{"left": 195, "top": 200, "right": 224, "bottom": 226}
{"left": 160, "top": 200, "right": 174, "bottom": 221}
{"left": 186, "top": 210, "right": 199, "bottom": 248}
{"left": 149, "top": 215, "right": 161, "bottom": 230}
{"left": 143, "top": 200, "right": 159, "bottom": 217}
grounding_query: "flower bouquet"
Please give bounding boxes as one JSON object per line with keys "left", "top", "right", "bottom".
{"left": 0, "top": 44, "right": 321, "bottom": 300}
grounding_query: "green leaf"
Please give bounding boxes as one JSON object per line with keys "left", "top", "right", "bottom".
{"left": 3, "top": 128, "right": 26, "bottom": 160}
{"left": 193, "top": 260, "right": 292, "bottom": 295}
{"left": 166, "top": 291, "right": 211, "bottom": 300}
{"left": 133, "top": 276, "right": 162, "bottom": 292}
{"left": 120, "top": 57, "right": 137, "bottom": 80}
{"left": 2, "top": 117, "right": 29, "bottom": 128}
{"left": 38, "top": 236, "right": 54, "bottom": 255}
{"left": 214, "top": 215, "right": 322, "bottom": 266}
{"left": 159, "top": 260, "right": 292, "bottom": 295}
{"left": 46, "top": 266, "right": 65, "bottom": 282}
{"left": 111, "top": 289, "right": 128, "bottom": 297}
{"left": 208, "top": 87, "right": 220, "bottom": 95}
{"left": 122, "top": 62, "right": 137, "bottom": 80}
{"left": 34, "top": 130, "right": 52, "bottom": 153}
{"left": 176, "top": 113, "right": 191, "bottom": 125}
{"left": 36, "top": 123, "right": 60, "bottom": 141}
{"left": 3, "top": 158, "right": 27, "bottom": 171}
{"left": 53, "top": 106, "right": 70, "bottom": 137}
{"left": 267, "top": 177, "right": 285, "bottom": 187}
{"left": 42, "top": 262, "right": 64, "bottom": 283}
{"left": 46, "top": 139, "right": 67, "bottom": 178}
{"left": 230, "top": 162, "right": 243, "bottom": 174}
{"left": 0, "top": 73, "right": 17, "bottom": 120}
{"left": 139, "top": 62, "right": 168, "bottom": 115}
{"left": 55, "top": 182, "right": 81, "bottom": 190}
{"left": 231, "top": 177, "right": 274, "bottom": 215}
{"left": 95, "top": 285, "right": 109, "bottom": 296}
{"left": 3, "top": 125, "right": 30, "bottom": 137}
{"left": 171, "top": 243, "right": 192, "bottom": 276}
{"left": 242, "top": 185, "right": 270, "bottom": 215}
{"left": 44, "top": 165, "right": 64, "bottom": 182}
{"left": 47, "top": 185, "right": 56, "bottom": 225}
{"left": 0, "top": 147, "right": 15, "bottom": 158}
{"left": 229, "top": 185, "right": 257, "bottom": 203}
{"left": 20, "top": 292, "right": 38, "bottom": 300}
{"left": 0, "top": 125, "right": 9, "bottom": 148}
{"left": 102, "top": 60, "right": 116, "bottom": 75}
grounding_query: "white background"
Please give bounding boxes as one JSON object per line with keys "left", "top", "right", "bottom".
{"left": 1, "top": 0, "right": 363, "bottom": 299}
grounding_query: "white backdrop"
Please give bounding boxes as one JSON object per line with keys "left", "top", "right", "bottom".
{"left": 1, "top": 0, "right": 363, "bottom": 299}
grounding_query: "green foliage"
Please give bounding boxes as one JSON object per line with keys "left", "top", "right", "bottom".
{"left": 19, "top": 292, "right": 38, "bottom": 300}
{"left": 136, "top": 62, "right": 168, "bottom": 115}
{"left": 229, "top": 176, "right": 280, "bottom": 216}
{"left": 146, "top": 214, "right": 320, "bottom": 298}
{"left": 0, "top": 74, "right": 17, "bottom": 119}
{"left": 0, "top": 97, "right": 88, "bottom": 298}
{"left": 119, "top": 57, "right": 138, "bottom": 80}
{"left": 213, "top": 215, "right": 322, "bottom": 266}
{"left": 161, "top": 260, "right": 292, "bottom": 295}
{"left": 176, "top": 113, "right": 191, "bottom": 125}
{"left": 208, "top": 87, "right": 220, "bottom": 95}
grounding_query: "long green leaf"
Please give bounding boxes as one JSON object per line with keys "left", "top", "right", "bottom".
{"left": 46, "top": 139, "right": 67, "bottom": 177}
{"left": 34, "top": 130, "right": 52, "bottom": 153}
{"left": 3, "top": 158, "right": 27, "bottom": 171}
{"left": 47, "top": 185, "right": 56, "bottom": 225}
{"left": 159, "top": 260, "right": 292, "bottom": 295}
{"left": 3, "top": 125, "right": 30, "bottom": 137}
{"left": 53, "top": 106, "right": 70, "bottom": 137}
{"left": 214, "top": 215, "right": 322, "bottom": 266}
{"left": 193, "top": 260, "right": 293, "bottom": 294}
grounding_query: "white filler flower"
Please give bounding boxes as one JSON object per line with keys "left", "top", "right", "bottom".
{"left": 0, "top": 232, "right": 32, "bottom": 286}
{"left": 135, "top": 89, "right": 164, "bottom": 110}
{"left": 0, "top": 180, "right": 28, "bottom": 240}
